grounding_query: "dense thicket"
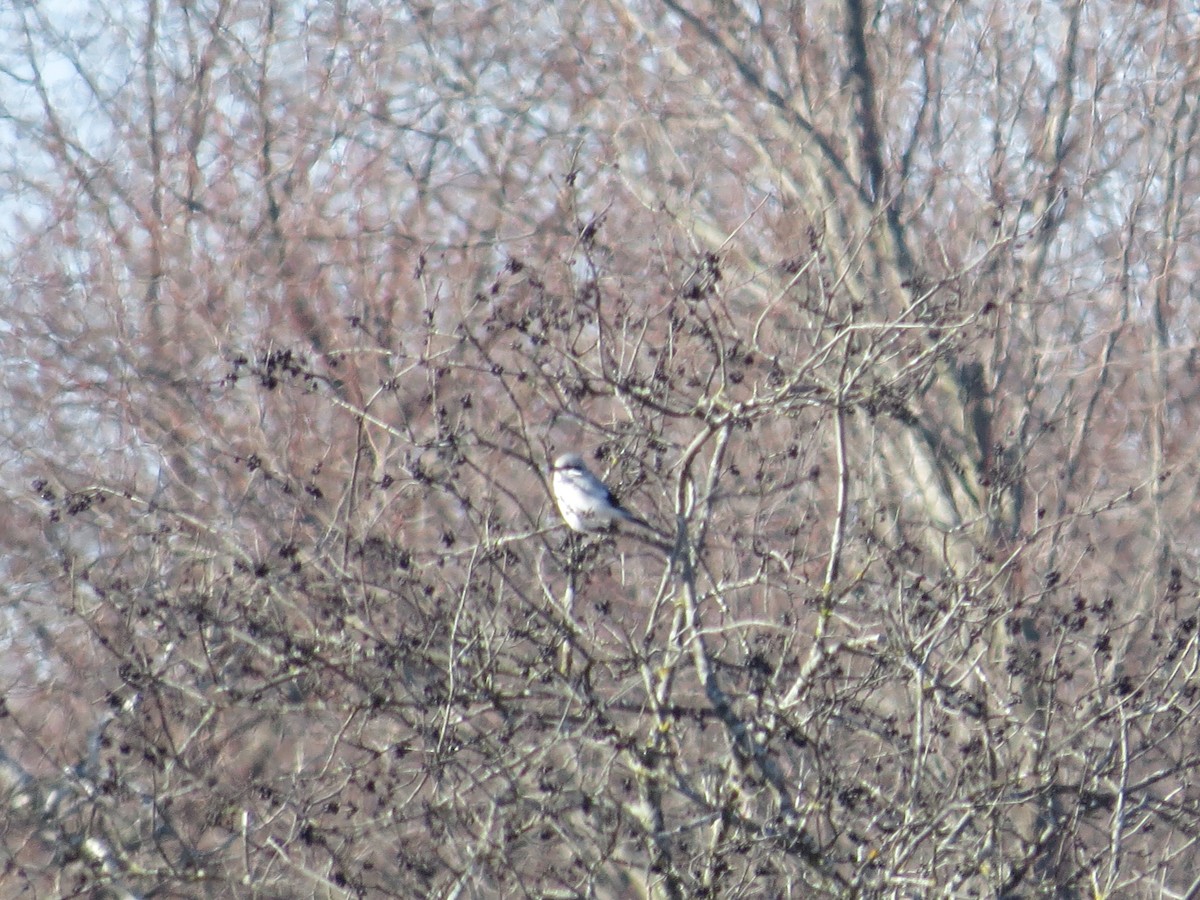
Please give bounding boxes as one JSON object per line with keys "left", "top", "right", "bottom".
{"left": 3, "top": 1, "right": 1200, "bottom": 896}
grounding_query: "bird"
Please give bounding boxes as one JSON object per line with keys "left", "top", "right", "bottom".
{"left": 551, "top": 453, "right": 652, "bottom": 533}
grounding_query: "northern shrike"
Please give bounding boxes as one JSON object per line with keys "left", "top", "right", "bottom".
{"left": 551, "top": 453, "right": 651, "bottom": 533}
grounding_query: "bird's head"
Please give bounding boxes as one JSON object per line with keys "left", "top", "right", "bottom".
{"left": 552, "top": 453, "right": 588, "bottom": 473}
